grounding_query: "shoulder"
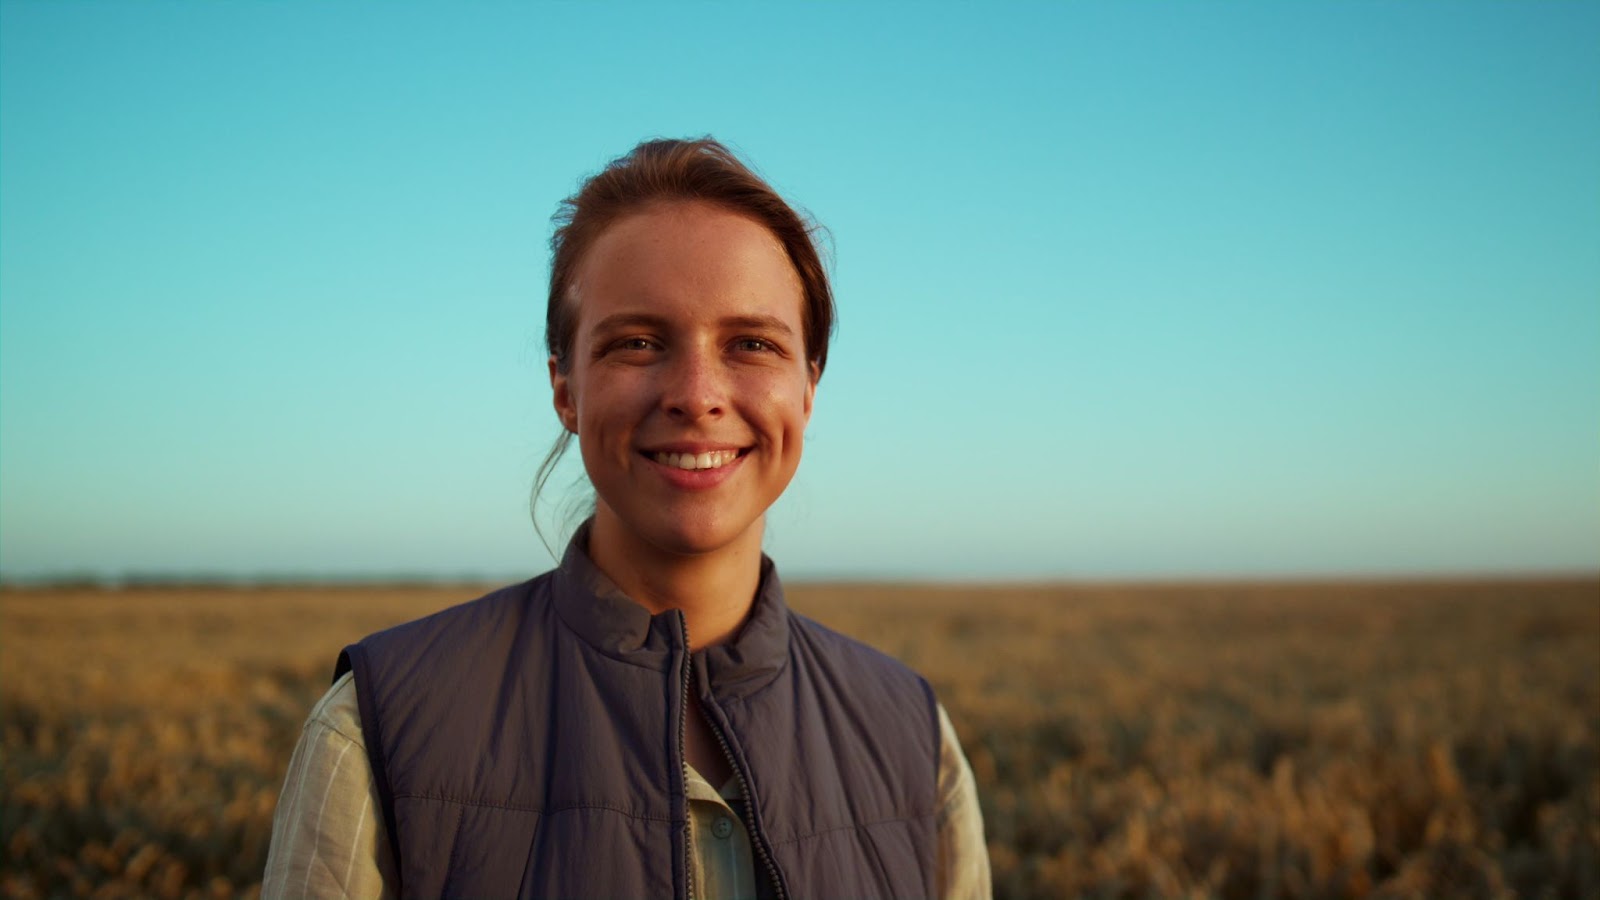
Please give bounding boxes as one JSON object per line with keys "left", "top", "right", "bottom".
{"left": 307, "top": 669, "right": 364, "bottom": 745}
{"left": 345, "top": 575, "right": 549, "bottom": 663}
{"left": 785, "top": 611, "right": 938, "bottom": 741}
{"left": 361, "top": 575, "right": 549, "bottom": 650}
{"left": 776, "top": 611, "right": 945, "bottom": 808}
{"left": 787, "top": 610, "right": 930, "bottom": 688}
{"left": 336, "top": 573, "right": 555, "bottom": 690}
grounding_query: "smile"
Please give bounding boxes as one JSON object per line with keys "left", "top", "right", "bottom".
{"left": 650, "top": 449, "right": 743, "bottom": 471}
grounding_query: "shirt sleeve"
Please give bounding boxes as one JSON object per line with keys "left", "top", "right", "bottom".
{"left": 261, "top": 671, "right": 398, "bottom": 899}
{"left": 935, "top": 701, "right": 992, "bottom": 900}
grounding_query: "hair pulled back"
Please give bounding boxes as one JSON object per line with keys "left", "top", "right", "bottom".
{"left": 546, "top": 137, "right": 834, "bottom": 373}
{"left": 534, "top": 137, "right": 834, "bottom": 549}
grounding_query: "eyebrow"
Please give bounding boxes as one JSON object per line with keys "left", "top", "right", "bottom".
{"left": 589, "top": 312, "right": 796, "bottom": 336}
{"left": 589, "top": 313, "right": 670, "bottom": 334}
{"left": 720, "top": 314, "right": 796, "bottom": 335}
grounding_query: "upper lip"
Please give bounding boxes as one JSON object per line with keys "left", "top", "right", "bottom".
{"left": 638, "top": 442, "right": 749, "bottom": 455}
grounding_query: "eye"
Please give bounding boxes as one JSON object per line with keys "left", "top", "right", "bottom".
{"left": 733, "top": 337, "right": 774, "bottom": 353}
{"left": 607, "top": 337, "right": 658, "bottom": 353}
{"left": 594, "top": 336, "right": 661, "bottom": 361}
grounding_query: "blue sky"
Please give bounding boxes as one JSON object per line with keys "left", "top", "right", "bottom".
{"left": 2, "top": 1, "right": 1596, "bottom": 581}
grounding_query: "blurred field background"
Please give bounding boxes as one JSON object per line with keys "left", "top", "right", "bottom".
{"left": 2, "top": 578, "right": 1595, "bottom": 899}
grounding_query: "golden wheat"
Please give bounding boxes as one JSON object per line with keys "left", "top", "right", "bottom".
{"left": 3, "top": 579, "right": 1595, "bottom": 898}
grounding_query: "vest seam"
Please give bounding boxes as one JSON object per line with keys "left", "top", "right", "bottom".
{"left": 442, "top": 803, "right": 466, "bottom": 882}
{"left": 391, "top": 792, "right": 676, "bottom": 822}
{"left": 858, "top": 817, "right": 896, "bottom": 892}
{"left": 766, "top": 811, "right": 937, "bottom": 847}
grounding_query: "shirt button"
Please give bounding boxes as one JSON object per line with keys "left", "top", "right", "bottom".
{"left": 712, "top": 816, "right": 734, "bottom": 839}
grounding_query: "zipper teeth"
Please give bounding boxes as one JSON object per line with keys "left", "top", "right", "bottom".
{"left": 704, "top": 687, "right": 789, "bottom": 900}
{"left": 678, "top": 612, "right": 695, "bottom": 900}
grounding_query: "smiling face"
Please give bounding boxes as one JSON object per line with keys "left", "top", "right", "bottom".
{"left": 550, "top": 200, "right": 817, "bottom": 561}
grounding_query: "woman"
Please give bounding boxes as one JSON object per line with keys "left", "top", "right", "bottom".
{"left": 263, "top": 138, "right": 989, "bottom": 899}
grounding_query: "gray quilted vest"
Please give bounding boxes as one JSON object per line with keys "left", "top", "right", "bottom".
{"left": 335, "top": 530, "right": 939, "bottom": 899}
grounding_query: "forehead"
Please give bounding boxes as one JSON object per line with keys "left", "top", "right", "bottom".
{"left": 570, "top": 200, "right": 804, "bottom": 329}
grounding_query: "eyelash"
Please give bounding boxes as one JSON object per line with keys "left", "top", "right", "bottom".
{"left": 605, "top": 337, "right": 780, "bottom": 355}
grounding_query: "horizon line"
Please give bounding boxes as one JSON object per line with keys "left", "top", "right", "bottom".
{"left": 2, "top": 568, "right": 1596, "bottom": 591}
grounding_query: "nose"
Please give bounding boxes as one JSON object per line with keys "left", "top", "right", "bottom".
{"left": 660, "top": 348, "right": 726, "bottom": 421}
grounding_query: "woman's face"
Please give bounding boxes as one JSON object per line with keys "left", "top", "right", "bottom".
{"left": 551, "top": 200, "right": 817, "bottom": 558}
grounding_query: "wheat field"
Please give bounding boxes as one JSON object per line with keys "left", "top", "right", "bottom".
{"left": 2, "top": 577, "right": 1595, "bottom": 898}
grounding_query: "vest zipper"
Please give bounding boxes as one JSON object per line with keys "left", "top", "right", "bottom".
{"left": 677, "top": 611, "right": 696, "bottom": 900}
{"left": 703, "top": 696, "right": 790, "bottom": 900}
{"left": 676, "top": 611, "right": 790, "bottom": 900}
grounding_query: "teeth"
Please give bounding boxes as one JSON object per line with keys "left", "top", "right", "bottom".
{"left": 652, "top": 450, "right": 739, "bottom": 470}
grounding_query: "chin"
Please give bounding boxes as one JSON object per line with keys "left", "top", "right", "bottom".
{"left": 590, "top": 481, "right": 775, "bottom": 561}
{"left": 644, "top": 510, "right": 762, "bottom": 557}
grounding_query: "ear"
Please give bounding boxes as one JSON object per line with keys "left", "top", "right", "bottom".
{"left": 803, "top": 361, "right": 819, "bottom": 422}
{"left": 549, "top": 356, "right": 578, "bottom": 434}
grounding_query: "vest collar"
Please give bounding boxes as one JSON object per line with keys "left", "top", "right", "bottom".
{"left": 549, "top": 521, "right": 791, "bottom": 696}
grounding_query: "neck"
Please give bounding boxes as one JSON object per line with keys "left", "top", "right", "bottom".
{"left": 586, "top": 511, "right": 764, "bottom": 651}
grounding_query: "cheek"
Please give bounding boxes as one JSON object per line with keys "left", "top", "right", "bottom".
{"left": 573, "top": 372, "right": 648, "bottom": 435}
{"left": 749, "top": 375, "right": 812, "bottom": 441}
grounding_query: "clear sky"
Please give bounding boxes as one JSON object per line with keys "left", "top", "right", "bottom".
{"left": 2, "top": 1, "right": 1596, "bottom": 581}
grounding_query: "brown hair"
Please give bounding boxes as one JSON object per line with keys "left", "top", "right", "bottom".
{"left": 546, "top": 137, "right": 834, "bottom": 374}
{"left": 533, "top": 137, "right": 835, "bottom": 547}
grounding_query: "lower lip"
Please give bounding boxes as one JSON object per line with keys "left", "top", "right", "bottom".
{"left": 642, "top": 451, "right": 748, "bottom": 491}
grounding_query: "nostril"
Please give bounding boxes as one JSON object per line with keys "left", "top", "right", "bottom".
{"left": 666, "top": 401, "right": 723, "bottom": 418}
